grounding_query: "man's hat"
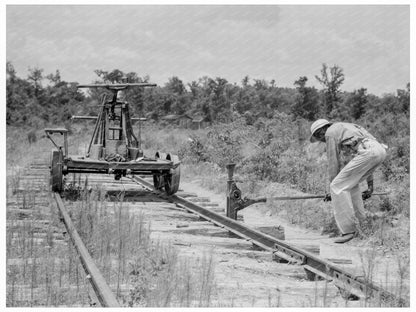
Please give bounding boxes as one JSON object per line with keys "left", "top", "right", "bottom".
{"left": 310, "top": 119, "right": 332, "bottom": 142}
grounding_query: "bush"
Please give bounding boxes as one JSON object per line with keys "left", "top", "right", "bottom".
{"left": 178, "top": 135, "right": 210, "bottom": 163}
{"left": 240, "top": 142, "right": 326, "bottom": 193}
{"left": 380, "top": 157, "right": 408, "bottom": 182}
{"left": 203, "top": 121, "right": 248, "bottom": 169}
{"left": 275, "top": 147, "right": 326, "bottom": 193}
{"left": 240, "top": 146, "right": 280, "bottom": 181}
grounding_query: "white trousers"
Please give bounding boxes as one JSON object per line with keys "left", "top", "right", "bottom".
{"left": 330, "top": 139, "right": 387, "bottom": 234}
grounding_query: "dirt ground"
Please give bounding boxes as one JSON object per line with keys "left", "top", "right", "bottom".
{"left": 7, "top": 164, "right": 408, "bottom": 307}
{"left": 158, "top": 179, "right": 410, "bottom": 307}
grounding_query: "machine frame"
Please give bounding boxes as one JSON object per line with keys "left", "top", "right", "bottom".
{"left": 45, "top": 83, "right": 180, "bottom": 195}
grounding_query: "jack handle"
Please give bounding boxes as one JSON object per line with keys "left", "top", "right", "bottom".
{"left": 235, "top": 192, "right": 390, "bottom": 212}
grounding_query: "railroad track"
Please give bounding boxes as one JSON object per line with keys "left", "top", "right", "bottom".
{"left": 7, "top": 163, "right": 408, "bottom": 307}
{"left": 130, "top": 175, "right": 407, "bottom": 306}
{"left": 53, "top": 193, "right": 120, "bottom": 307}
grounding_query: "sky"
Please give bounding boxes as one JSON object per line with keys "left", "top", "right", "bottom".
{"left": 6, "top": 4, "right": 410, "bottom": 96}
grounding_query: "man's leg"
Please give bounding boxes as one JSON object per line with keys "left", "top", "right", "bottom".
{"left": 330, "top": 141, "right": 386, "bottom": 242}
{"left": 330, "top": 150, "right": 380, "bottom": 234}
{"left": 330, "top": 159, "right": 368, "bottom": 235}
{"left": 331, "top": 188, "right": 356, "bottom": 234}
{"left": 331, "top": 185, "right": 364, "bottom": 244}
{"left": 350, "top": 184, "right": 365, "bottom": 223}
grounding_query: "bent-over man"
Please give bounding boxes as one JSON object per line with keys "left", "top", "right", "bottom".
{"left": 310, "top": 119, "right": 387, "bottom": 243}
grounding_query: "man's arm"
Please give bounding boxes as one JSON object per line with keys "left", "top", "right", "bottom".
{"left": 362, "top": 175, "right": 374, "bottom": 200}
{"left": 326, "top": 136, "right": 340, "bottom": 182}
{"left": 366, "top": 175, "right": 374, "bottom": 192}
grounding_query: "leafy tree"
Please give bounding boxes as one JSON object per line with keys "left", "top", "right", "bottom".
{"left": 6, "top": 63, "right": 85, "bottom": 127}
{"left": 165, "top": 76, "right": 186, "bottom": 95}
{"left": 164, "top": 76, "right": 192, "bottom": 115}
{"left": 315, "top": 63, "right": 345, "bottom": 116}
{"left": 378, "top": 94, "right": 401, "bottom": 115}
{"left": 7, "top": 63, "right": 32, "bottom": 125}
{"left": 124, "top": 71, "right": 149, "bottom": 83}
{"left": 46, "top": 70, "right": 62, "bottom": 86}
{"left": 193, "top": 76, "right": 233, "bottom": 122}
{"left": 6, "top": 61, "right": 16, "bottom": 81}
{"left": 397, "top": 83, "right": 410, "bottom": 114}
{"left": 27, "top": 67, "right": 44, "bottom": 99}
{"left": 235, "top": 85, "right": 255, "bottom": 114}
{"left": 253, "top": 79, "right": 268, "bottom": 91}
{"left": 44, "top": 79, "right": 85, "bottom": 123}
{"left": 241, "top": 75, "right": 250, "bottom": 88}
{"left": 344, "top": 88, "right": 368, "bottom": 120}
{"left": 94, "top": 69, "right": 124, "bottom": 83}
{"left": 291, "top": 76, "right": 320, "bottom": 120}
{"left": 212, "top": 77, "right": 232, "bottom": 122}
{"left": 27, "top": 67, "right": 43, "bottom": 86}
{"left": 188, "top": 80, "right": 200, "bottom": 98}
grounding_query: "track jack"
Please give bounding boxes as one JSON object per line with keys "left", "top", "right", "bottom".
{"left": 225, "top": 163, "right": 267, "bottom": 220}
{"left": 226, "top": 163, "right": 389, "bottom": 222}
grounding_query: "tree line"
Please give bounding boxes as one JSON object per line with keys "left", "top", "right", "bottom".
{"left": 6, "top": 61, "right": 410, "bottom": 129}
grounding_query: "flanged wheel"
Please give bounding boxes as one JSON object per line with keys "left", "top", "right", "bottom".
{"left": 164, "top": 153, "right": 181, "bottom": 195}
{"left": 51, "top": 150, "right": 63, "bottom": 193}
{"left": 153, "top": 151, "right": 167, "bottom": 190}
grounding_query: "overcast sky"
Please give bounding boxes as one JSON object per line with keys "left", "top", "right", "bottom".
{"left": 6, "top": 5, "right": 410, "bottom": 95}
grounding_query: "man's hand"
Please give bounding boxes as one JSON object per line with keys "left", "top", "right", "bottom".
{"left": 362, "top": 189, "right": 373, "bottom": 200}
{"left": 363, "top": 178, "right": 374, "bottom": 200}
{"left": 323, "top": 193, "right": 332, "bottom": 202}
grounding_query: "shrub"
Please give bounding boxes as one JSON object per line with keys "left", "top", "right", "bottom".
{"left": 203, "top": 122, "right": 247, "bottom": 169}
{"left": 178, "top": 135, "right": 210, "bottom": 163}
{"left": 241, "top": 143, "right": 326, "bottom": 193}
{"left": 275, "top": 147, "right": 327, "bottom": 193}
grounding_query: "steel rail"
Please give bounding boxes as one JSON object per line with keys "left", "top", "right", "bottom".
{"left": 132, "top": 175, "right": 407, "bottom": 306}
{"left": 53, "top": 193, "right": 120, "bottom": 307}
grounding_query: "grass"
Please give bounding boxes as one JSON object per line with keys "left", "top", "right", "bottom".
{"left": 355, "top": 246, "right": 410, "bottom": 307}
{"left": 6, "top": 124, "right": 219, "bottom": 307}
{"left": 6, "top": 158, "right": 218, "bottom": 307}
{"left": 65, "top": 187, "right": 217, "bottom": 307}
{"left": 6, "top": 184, "right": 91, "bottom": 306}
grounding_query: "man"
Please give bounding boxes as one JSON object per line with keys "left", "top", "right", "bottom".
{"left": 310, "top": 119, "right": 387, "bottom": 243}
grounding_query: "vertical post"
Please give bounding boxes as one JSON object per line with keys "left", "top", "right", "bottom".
{"left": 226, "top": 163, "right": 236, "bottom": 219}
{"left": 138, "top": 118, "right": 142, "bottom": 150}
{"left": 121, "top": 103, "right": 129, "bottom": 147}
{"left": 63, "top": 131, "right": 68, "bottom": 158}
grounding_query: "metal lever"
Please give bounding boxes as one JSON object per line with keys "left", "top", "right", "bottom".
{"left": 225, "top": 163, "right": 389, "bottom": 220}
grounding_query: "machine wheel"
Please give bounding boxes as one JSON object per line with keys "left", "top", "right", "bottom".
{"left": 164, "top": 154, "right": 180, "bottom": 195}
{"left": 51, "top": 150, "right": 63, "bottom": 193}
{"left": 153, "top": 151, "right": 166, "bottom": 190}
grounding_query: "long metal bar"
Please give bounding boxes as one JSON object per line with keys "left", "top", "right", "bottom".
{"left": 132, "top": 175, "right": 406, "bottom": 305}
{"left": 53, "top": 193, "right": 120, "bottom": 307}
{"left": 251, "top": 192, "right": 389, "bottom": 202}
{"left": 72, "top": 116, "right": 146, "bottom": 122}
{"left": 268, "top": 193, "right": 389, "bottom": 200}
{"left": 77, "top": 83, "right": 157, "bottom": 89}
{"left": 235, "top": 193, "right": 390, "bottom": 213}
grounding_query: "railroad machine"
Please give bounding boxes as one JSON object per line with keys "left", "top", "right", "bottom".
{"left": 45, "top": 83, "right": 180, "bottom": 195}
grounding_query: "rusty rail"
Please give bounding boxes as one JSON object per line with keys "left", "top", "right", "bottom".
{"left": 131, "top": 175, "right": 407, "bottom": 306}
{"left": 53, "top": 193, "right": 120, "bottom": 307}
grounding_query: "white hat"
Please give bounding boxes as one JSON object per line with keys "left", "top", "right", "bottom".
{"left": 310, "top": 119, "right": 332, "bottom": 142}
